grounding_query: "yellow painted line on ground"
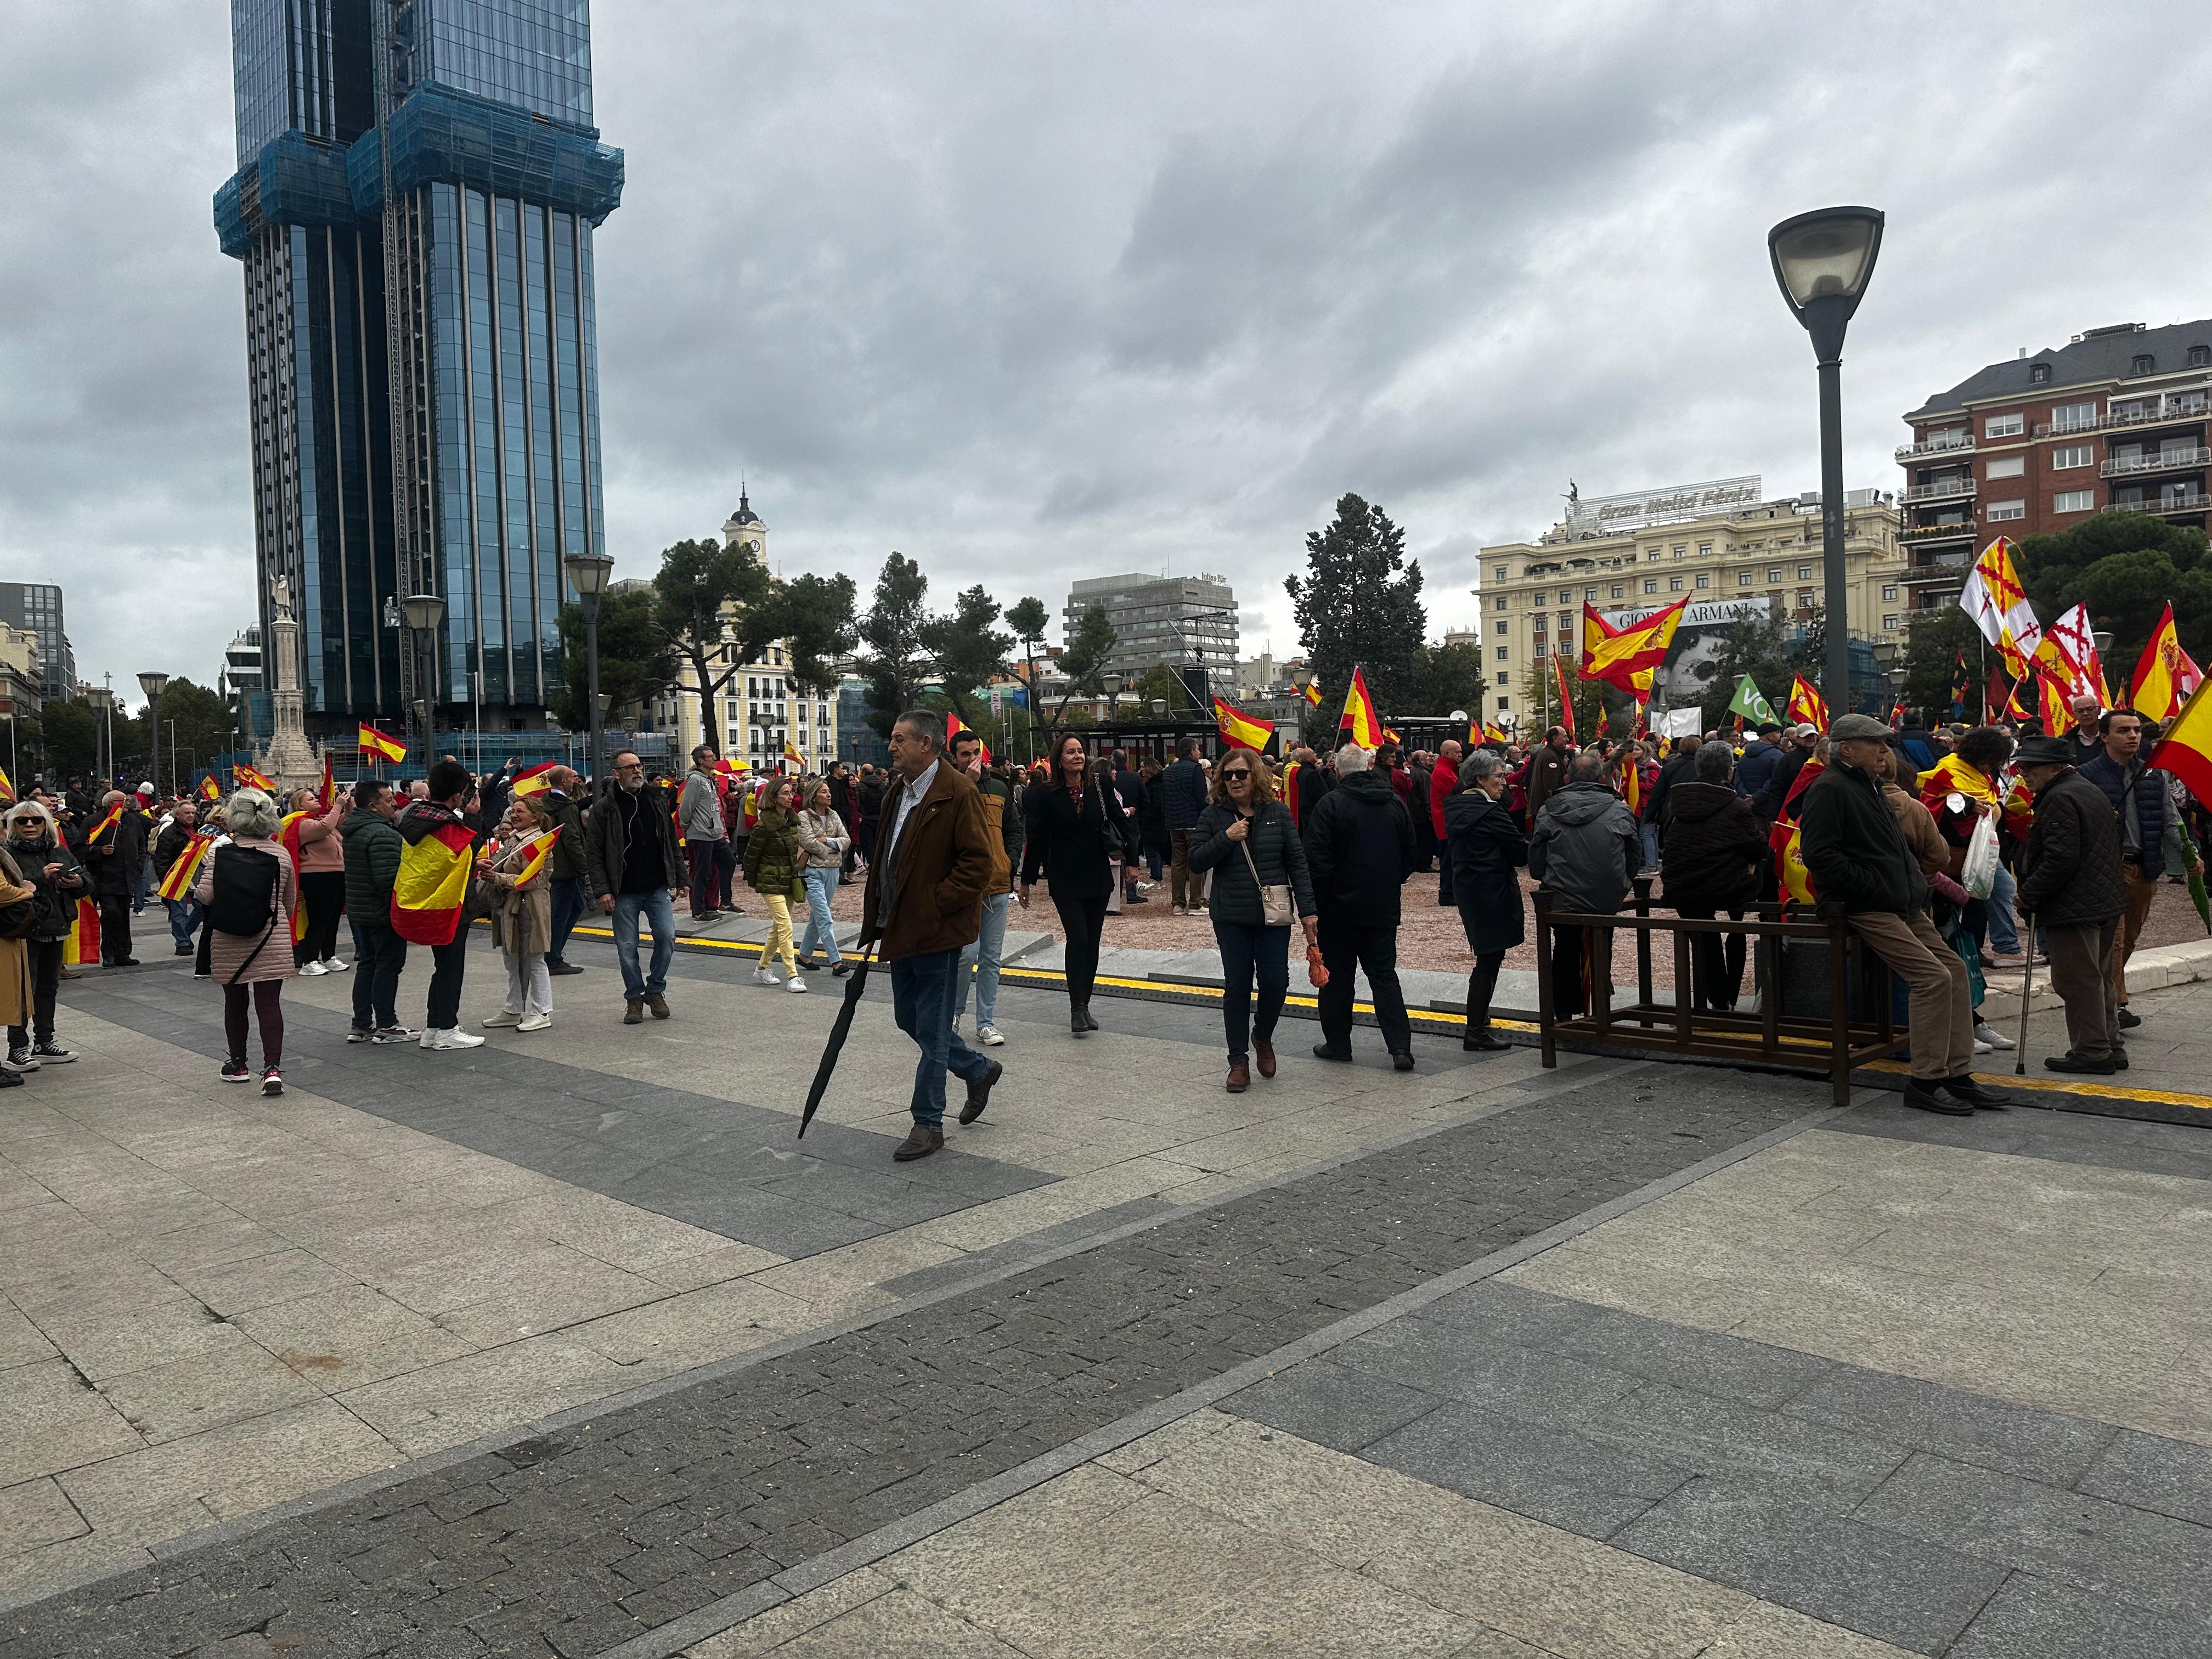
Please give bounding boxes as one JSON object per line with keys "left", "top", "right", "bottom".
{"left": 1861, "top": 1057, "right": 2212, "bottom": 1114}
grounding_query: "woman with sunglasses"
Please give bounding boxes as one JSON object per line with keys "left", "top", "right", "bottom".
{"left": 1187, "top": 750, "right": 1316, "bottom": 1091}
{"left": 1018, "top": 735, "right": 1133, "bottom": 1036}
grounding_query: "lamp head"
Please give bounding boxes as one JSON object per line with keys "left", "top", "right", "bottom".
{"left": 400, "top": 592, "right": 446, "bottom": 632}
{"left": 563, "top": 552, "right": 616, "bottom": 599}
{"left": 137, "top": 671, "right": 170, "bottom": 703}
{"left": 1768, "top": 206, "right": 1884, "bottom": 363}
{"left": 1100, "top": 672, "right": 1123, "bottom": 698}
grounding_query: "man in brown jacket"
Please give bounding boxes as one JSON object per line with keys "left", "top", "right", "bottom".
{"left": 861, "top": 708, "right": 1000, "bottom": 1161}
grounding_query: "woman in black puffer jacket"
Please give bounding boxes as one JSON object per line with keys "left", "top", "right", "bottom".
{"left": 1660, "top": 742, "right": 1769, "bottom": 1011}
{"left": 1188, "top": 752, "right": 1317, "bottom": 1092}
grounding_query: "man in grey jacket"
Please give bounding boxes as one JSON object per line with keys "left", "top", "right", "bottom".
{"left": 1530, "top": 753, "right": 1641, "bottom": 1019}
{"left": 678, "top": 745, "right": 733, "bottom": 921}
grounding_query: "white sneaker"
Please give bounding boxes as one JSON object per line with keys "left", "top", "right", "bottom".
{"left": 516, "top": 1011, "right": 552, "bottom": 1032}
{"left": 1974, "top": 1022, "right": 2016, "bottom": 1051}
{"left": 424, "top": 1028, "right": 486, "bottom": 1051}
{"left": 482, "top": 1011, "right": 523, "bottom": 1029}
{"left": 1971, "top": 1036, "right": 1994, "bottom": 1055}
{"left": 323, "top": 957, "right": 349, "bottom": 972}
{"left": 298, "top": 960, "right": 328, "bottom": 976}
{"left": 751, "top": 967, "right": 779, "bottom": 986}
{"left": 978, "top": 1024, "right": 1005, "bottom": 1046}
{"left": 786, "top": 976, "right": 808, "bottom": 994}
{"left": 1172, "top": 905, "right": 1187, "bottom": 917}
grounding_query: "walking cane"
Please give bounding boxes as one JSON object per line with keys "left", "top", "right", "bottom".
{"left": 2013, "top": 910, "right": 2034, "bottom": 1077}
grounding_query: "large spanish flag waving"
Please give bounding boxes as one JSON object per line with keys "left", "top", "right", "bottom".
{"left": 2131, "top": 602, "right": 2200, "bottom": 722}
{"left": 1338, "top": 666, "right": 1385, "bottom": 748}
{"left": 235, "top": 762, "right": 277, "bottom": 792}
{"left": 391, "top": 806, "right": 476, "bottom": 945}
{"left": 2149, "top": 677, "right": 2212, "bottom": 804}
{"left": 1213, "top": 695, "right": 1275, "bottom": 753}
{"left": 945, "top": 712, "right": 992, "bottom": 765}
{"left": 1785, "top": 675, "right": 1829, "bottom": 730}
{"left": 358, "top": 724, "right": 409, "bottom": 764}
{"left": 510, "top": 761, "right": 558, "bottom": 798}
{"left": 1581, "top": 596, "right": 1688, "bottom": 697}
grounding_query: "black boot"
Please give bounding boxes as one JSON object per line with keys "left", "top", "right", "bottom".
{"left": 1071, "top": 1005, "right": 1090, "bottom": 1037}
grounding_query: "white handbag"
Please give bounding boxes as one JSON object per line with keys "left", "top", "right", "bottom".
{"left": 1240, "top": 837, "right": 1294, "bottom": 927}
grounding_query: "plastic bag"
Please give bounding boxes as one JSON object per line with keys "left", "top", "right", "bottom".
{"left": 1960, "top": 811, "right": 1999, "bottom": 900}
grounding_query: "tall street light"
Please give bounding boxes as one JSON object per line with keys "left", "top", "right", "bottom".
{"left": 1769, "top": 205, "right": 1885, "bottom": 719}
{"left": 399, "top": 593, "right": 445, "bottom": 767}
{"left": 87, "top": 682, "right": 113, "bottom": 787}
{"left": 137, "top": 672, "right": 170, "bottom": 797}
{"left": 563, "top": 552, "right": 616, "bottom": 792}
{"left": 1099, "top": 670, "right": 1122, "bottom": 727}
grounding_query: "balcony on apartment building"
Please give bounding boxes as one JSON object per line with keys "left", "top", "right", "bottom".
{"left": 2102, "top": 489, "right": 2210, "bottom": 517}
{"left": 2034, "top": 390, "right": 2212, "bottom": 438}
{"left": 1899, "top": 545, "right": 1975, "bottom": 584}
{"left": 2101, "top": 446, "right": 2212, "bottom": 478}
{"left": 1901, "top": 476, "right": 1977, "bottom": 503}
{"left": 1894, "top": 431, "right": 1976, "bottom": 463}
{"left": 1899, "top": 516, "right": 1977, "bottom": 542}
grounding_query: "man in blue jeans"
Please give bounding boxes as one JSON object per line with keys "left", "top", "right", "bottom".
{"left": 584, "top": 750, "right": 689, "bottom": 1025}
{"left": 863, "top": 710, "right": 998, "bottom": 1161}
{"left": 951, "top": 729, "right": 1023, "bottom": 1046}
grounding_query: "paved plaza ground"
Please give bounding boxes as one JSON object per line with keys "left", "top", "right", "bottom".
{"left": 3, "top": 924, "right": 2212, "bottom": 1656}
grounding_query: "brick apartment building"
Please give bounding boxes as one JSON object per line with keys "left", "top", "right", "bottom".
{"left": 1896, "top": 319, "right": 2212, "bottom": 611}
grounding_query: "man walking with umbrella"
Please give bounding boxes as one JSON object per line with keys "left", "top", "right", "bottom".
{"left": 863, "top": 709, "right": 1000, "bottom": 1161}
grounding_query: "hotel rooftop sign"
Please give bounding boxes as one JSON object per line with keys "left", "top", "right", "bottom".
{"left": 1565, "top": 476, "right": 1764, "bottom": 535}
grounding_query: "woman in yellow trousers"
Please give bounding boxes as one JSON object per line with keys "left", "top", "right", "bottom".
{"left": 742, "top": 777, "right": 808, "bottom": 993}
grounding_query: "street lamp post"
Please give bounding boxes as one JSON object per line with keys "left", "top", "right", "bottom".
{"left": 399, "top": 593, "right": 446, "bottom": 768}
{"left": 137, "top": 672, "right": 170, "bottom": 798}
{"left": 563, "top": 552, "right": 616, "bottom": 792}
{"left": 1769, "top": 205, "right": 1885, "bottom": 720}
{"left": 87, "top": 682, "right": 113, "bottom": 788}
{"left": 1099, "top": 671, "right": 1122, "bottom": 727}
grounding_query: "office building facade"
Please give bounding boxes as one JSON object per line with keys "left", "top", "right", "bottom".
{"left": 1476, "top": 481, "right": 1902, "bottom": 722}
{"left": 216, "top": 0, "right": 622, "bottom": 735}
{"left": 1063, "top": 573, "right": 1238, "bottom": 701}
{"left": 0, "top": 584, "right": 72, "bottom": 702}
{"left": 1897, "top": 320, "right": 2212, "bottom": 610}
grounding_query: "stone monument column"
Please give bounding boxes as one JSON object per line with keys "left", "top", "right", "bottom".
{"left": 260, "top": 573, "right": 323, "bottom": 794}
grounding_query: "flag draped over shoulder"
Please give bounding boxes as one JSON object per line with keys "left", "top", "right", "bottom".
{"left": 2132, "top": 602, "right": 2193, "bottom": 721}
{"left": 359, "top": 724, "right": 408, "bottom": 764}
{"left": 1768, "top": 755, "right": 1826, "bottom": 905}
{"left": 2148, "top": 680, "right": 2212, "bottom": 803}
{"left": 1581, "top": 597, "right": 1688, "bottom": 697}
{"left": 1212, "top": 695, "right": 1273, "bottom": 753}
{"left": 156, "top": 831, "right": 215, "bottom": 902}
{"left": 1339, "top": 667, "right": 1385, "bottom": 747}
{"left": 1785, "top": 675, "right": 1829, "bottom": 730}
{"left": 391, "top": 806, "right": 476, "bottom": 945}
{"left": 1919, "top": 752, "right": 2033, "bottom": 839}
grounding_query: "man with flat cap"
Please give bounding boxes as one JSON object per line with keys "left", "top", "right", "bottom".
{"left": 1798, "top": 712, "right": 2003, "bottom": 1115}
{"left": 2013, "top": 734, "right": 2127, "bottom": 1074}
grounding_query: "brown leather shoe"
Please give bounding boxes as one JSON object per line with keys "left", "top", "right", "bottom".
{"left": 1254, "top": 1039, "right": 1276, "bottom": 1079}
{"left": 893, "top": 1124, "right": 945, "bottom": 1161}
{"left": 624, "top": 999, "right": 644, "bottom": 1025}
{"left": 645, "top": 993, "right": 670, "bottom": 1019}
{"left": 1226, "top": 1060, "right": 1250, "bottom": 1093}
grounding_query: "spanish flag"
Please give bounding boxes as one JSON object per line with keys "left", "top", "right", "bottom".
{"left": 0, "top": 765, "right": 12, "bottom": 803}
{"left": 1299, "top": 679, "right": 1322, "bottom": 708}
{"left": 783, "top": 740, "right": 805, "bottom": 771}
{"left": 199, "top": 772, "right": 222, "bottom": 802}
{"left": 235, "top": 762, "right": 276, "bottom": 792}
{"left": 1785, "top": 675, "right": 1829, "bottom": 730}
{"left": 358, "top": 724, "right": 408, "bottom": 764}
{"left": 1580, "top": 596, "right": 1688, "bottom": 698}
{"left": 945, "top": 712, "right": 992, "bottom": 765}
{"left": 1553, "top": 654, "right": 1578, "bottom": 742}
{"left": 510, "top": 761, "right": 558, "bottom": 798}
{"left": 391, "top": 806, "right": 476, "bottom": 945}
{"left": 276, "top": 811, "right": 314, "bottom": 942}
{"left": 318, "top": 751, "right": 336, "bottom": 811}
{"left": 87, "top": 802, "right": 125, "bottom": 848}
{"left": 1920, "top": 752, "right": 2033, "bottom": 839}
{"left": 2149, "top": 677, "right": 2212, "bottom": 804}
{"left": 156, "top": 832, "right": 215, "bottom": 903}
{"left": 1482, "top": 721, "right": 1509, "bottom": 745}
{"left": 1768, "top": 755, "right": 1825, "bottom": 906}
{"left": 1338, "top": 666, "right": 1385, "bottom": 748}
{"left": 2132, "top": 602, "right": 2193, "bottom": 721}
{"left": 1213, "top": 694, "right": 1274, "bottom": 753}
{"left": 494, "top": 826, "right": 561, "bottom": 888}
{"left": 2038, "top": 670, "right": 2073, "bottom": 737}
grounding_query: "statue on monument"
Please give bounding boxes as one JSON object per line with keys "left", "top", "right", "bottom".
{"left": 258, "top": 566, "right": 323, "bottom": 793}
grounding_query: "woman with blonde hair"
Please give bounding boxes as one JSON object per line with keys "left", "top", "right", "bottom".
{"left": 478, "top": 794, "right": 556, "bottom": 1031}
{"left": 743, "top": 775, "right": 807, "bottom": 991}
{"left": 794, "top": 777, "right": 851, "bottom": 976}
{"left": 285, "top": 785, "right": 352, "bottom": 974}
{"left": 1187, "top": 749, "right": 1316, "bottom": 1090}
{"left": 193, "top": 788, "right": 297, "bottom": 1096}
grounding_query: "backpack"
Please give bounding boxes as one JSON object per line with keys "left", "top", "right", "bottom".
{"left": 206, "top": 844, "right": 281, "bottom": 939}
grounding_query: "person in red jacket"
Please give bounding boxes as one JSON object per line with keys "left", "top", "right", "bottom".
{"left": 1430, "top": 738, "right": 1462, "bottom": 904}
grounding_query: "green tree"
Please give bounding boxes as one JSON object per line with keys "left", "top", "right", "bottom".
{"left": 1689, "top": 609, "right": 1797, "bottom": 732}
{"left": 1396, "top": 641, "right": 1488, "bottom": 722}
{"left": 1896, "top": 606, "right": 1987, "bottom": 724}
{"left": 553, "top": 589, "right": 676, "bottom": 731}
{"left": 856, "top": 552, "right": 933, "bottom": 738}
{"left": 1045, "top": 605, "right": 1118, "bottom": 737}
{"left": 1133, "top": 662, "right": 1199, "bottom": 716}
{"left": 1519, "top": 658, "right": 1631, "bottom": 743}
{"left": 1004, "top": 596, "right": 1052, "bottom": 762}
{"left": 652, "top": 537, "right": 857, "bottom": 750}
{"left": 918, "top": 584, "right": 1014, "bottom": 725}
{"left": 2015, "top": 513, "right": 2212, "bottom": 698}
{"left": 1285, "top": 493, "right": 1427, "bottom": 720}
{"left": 40, "top": 699, "right": 97, "bottom": 782}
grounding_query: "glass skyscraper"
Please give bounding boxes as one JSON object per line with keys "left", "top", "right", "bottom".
{"left": 216, "top": 0, "right": 621, "bottom": 729}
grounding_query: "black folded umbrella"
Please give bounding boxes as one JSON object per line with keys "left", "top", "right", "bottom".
{"left": 798, "top": 950, "right": 872, "bottom": 1138}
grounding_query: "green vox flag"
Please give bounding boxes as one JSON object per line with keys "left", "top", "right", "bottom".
{"left": 1728, "top": 675, "right": 1776, "bottom": 723}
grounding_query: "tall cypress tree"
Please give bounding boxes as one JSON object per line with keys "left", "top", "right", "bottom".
{"left": 1285, "top": 493, "right": 1427, "bottom": 737}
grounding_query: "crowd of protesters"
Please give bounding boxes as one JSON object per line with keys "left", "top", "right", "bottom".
{"left": 2, "top": 688, "right": 2199, "bottom": 1146}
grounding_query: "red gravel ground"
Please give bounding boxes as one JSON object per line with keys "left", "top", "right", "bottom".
{"left": 810, "top": 862, "right": 2211, "bottom": 995}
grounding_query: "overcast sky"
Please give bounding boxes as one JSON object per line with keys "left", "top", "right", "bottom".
{"left": 6, "top": 2, "right": 2212, "bottom": 698}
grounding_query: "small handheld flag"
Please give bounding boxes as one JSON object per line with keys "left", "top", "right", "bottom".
{"left": 358, "top": 725, "right": 408, "bottom": 764}
{"left": 87, "top": 803, "right": 125, "bottom": 846}
{"left": 199, "top": 773, "right": 222, "bottom": 802}
{"left": 494, "top": 826, "right": 562, "bottom": 888}
{"left": 318, "top": 751, "right": 336, "bottom": 811}
{"left": 155, "top": 831, "right": 215, "bottom": 903}
{"left": 1726, "top": 675, "right": 1776, "bottom": 725}
{"left": 783, "top": 741, "right": 805, "bottom": 770}
{"left": 235, "top": 763, "right": 276, "bottom": 792}
{"left": 1338, "top": 667, "right": 1385, "bottom": 748}
{"left": 1299, "top": 679, "right": 1322, "bottom": 708}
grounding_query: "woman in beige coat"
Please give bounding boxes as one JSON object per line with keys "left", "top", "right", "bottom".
{"left": 479, "top": 795, "right": 555, "bottom": 1031}
{"left": 193, "top": 789, "right": 298, "bottom": 1096}
{"left": 0, "top": 842, "right": 37, "bottom": 1090}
